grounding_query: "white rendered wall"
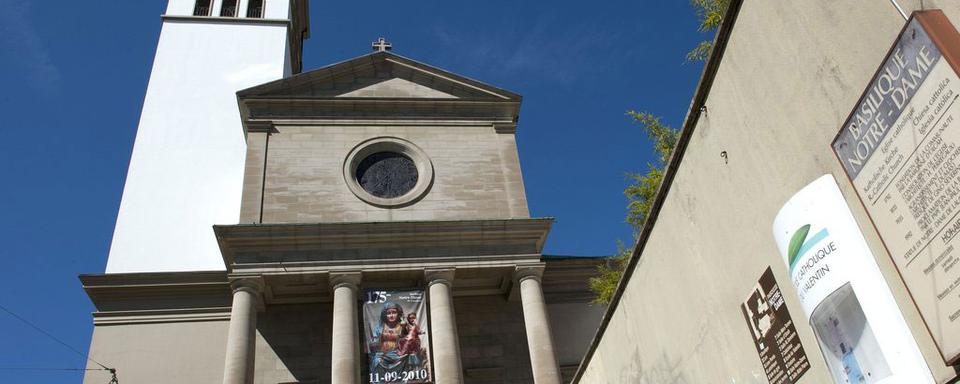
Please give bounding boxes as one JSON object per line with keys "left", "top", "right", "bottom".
{"left": 107, "top": 18, "right": 291, "bottom": 273}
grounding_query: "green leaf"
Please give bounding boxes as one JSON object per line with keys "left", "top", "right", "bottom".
{"left": 687, "top": 0, "right": 730, "bottom": 62}
{"left": 686, "top": 40, "right": 713, "bottom": 62}
{"left": 788, "top": 224, "right": 811, "bottom": 266}
{"left": 589, "top": 243, "right": 632, "bottom": 304}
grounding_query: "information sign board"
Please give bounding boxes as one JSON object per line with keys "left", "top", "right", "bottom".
{"left": 832, "top": 10, "right": 960, "bottom": 363}
{"left": 741, "top": 267, "right": 811, "bottom": 384}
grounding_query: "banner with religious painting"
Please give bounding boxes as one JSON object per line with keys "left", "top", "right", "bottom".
{"left": 363, "top": 289, "right": 431, "bottom": 384}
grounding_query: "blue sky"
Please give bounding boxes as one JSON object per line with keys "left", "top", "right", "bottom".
{"left": 0, "top": 0, "right": 706, "bottom": 382}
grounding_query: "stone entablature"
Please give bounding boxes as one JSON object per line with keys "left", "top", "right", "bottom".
{"left": 214, "top": 218, "right": 551, "bottom": 265}
{"left": 214, "top": 218, "right": 552, "bottom": 305}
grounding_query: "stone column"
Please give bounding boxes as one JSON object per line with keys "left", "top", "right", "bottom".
{"left": 516, "top": 265, "right": 561, "bottom": 384}
{"left": 425, "top": 269, "right": 463, "bottom": 384}
{"left": 330, "top": 272, "right": 362, "bottom": 384}
{"left": 223, "top": 278, "right": 263, "bottom": 384}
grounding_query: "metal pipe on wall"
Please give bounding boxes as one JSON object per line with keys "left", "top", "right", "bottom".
{"left": 889, "top": 0, "right": 908, "bottom": 20}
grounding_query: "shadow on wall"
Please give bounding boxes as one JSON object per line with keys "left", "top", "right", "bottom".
{"left": 258, "top": 303, "right": 334, "bottom": 384}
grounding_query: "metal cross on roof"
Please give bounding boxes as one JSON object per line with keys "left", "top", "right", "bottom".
{"left": 372, "top": 37, "right": 392, "bottom": 52}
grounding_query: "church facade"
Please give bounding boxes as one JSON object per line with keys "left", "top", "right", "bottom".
{"left": 82, "top": 1, "right": 602, "bottom": 383}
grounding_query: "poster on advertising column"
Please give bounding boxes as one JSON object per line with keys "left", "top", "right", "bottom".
{"left": 363, "top": 289, "right": 432, "bottom": 384}
{"left": 831, "top": 10, "right": 960, "bottom": 363}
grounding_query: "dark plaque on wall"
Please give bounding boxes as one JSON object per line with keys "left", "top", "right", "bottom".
{"left": 741, "top": 267, "right": 810, "bottom": 384}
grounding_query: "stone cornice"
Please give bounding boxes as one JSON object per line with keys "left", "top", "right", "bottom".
{"left": 80, "top": 271, "right": 227, "bottom": 286}
{"left": 80, "top": 271, "right": 231, "bottom": 313}
{"left": 92, "top": 308, "right": 232, "bottom": 325}
{"left": 214, "top": 218, "right": 553, "bottom": 270}
{"left": 237, "top": 51, "right": 520, "bottom": 101}
{"left": 258, "top": 118, "right": 515, "bottom": 127}
{"left": 244, "top": 120, "right": 275, "bottom": 133}
{"left": 493, "top": 122, "right": 518, "bottom": 134}
{"left": 240, "top": 97, "right": 521, "bottom": 122}
{"left": 78, "top": 256, "right": 600, "bottom": 314}
{"left": 540, "top": 258, "right": 603, "bottom": 303}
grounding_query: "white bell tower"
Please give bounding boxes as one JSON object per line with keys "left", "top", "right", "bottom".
{"left": 106, "top": 0, "right": 309, "bottom": 273}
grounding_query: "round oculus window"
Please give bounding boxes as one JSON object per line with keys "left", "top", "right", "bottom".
{"left": 343, "top": 137, "right": 434, "bottom": 208}
{"left": 355, "top": 152, "right": 419, "bottom": 198}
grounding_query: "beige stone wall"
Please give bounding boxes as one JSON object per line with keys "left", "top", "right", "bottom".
{"left": 83, "top": 305, "right": 332, "bottom": 384}
{"left": 240, "top": 123, "right": 530, "bottom": 224}
{"left": 240, "top": 131, "right": 268, "bottom": 224}
{"left": 83, "top": 320, "right": 230, "bottom": 384}
{"left": 254, "top": 303, "right": 333, "bottom": 383}
{"left": 579, "top": 1, "right": 960, "bottom": 383}
{"left": 454, "top": 296, "right": 534, "bottom": 383}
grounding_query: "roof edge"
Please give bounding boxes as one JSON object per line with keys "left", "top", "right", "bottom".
{"left": 236, "top": 51, "right": 522, "bottom": 101}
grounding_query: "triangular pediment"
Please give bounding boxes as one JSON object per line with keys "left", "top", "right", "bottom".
{"left": 338, "top": 77, "right": 458, "bottom": 98}
{"left": 238, "top": 51, "right": 520, "bottom": 102}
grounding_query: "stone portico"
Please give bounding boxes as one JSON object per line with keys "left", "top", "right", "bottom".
{"left": 215, "top": 218, "right": 560, "bottom": 384}
{"left": 80, "top": 253, "right": 600, "bottom": 383}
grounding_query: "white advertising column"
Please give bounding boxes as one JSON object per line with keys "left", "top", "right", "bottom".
{"left": 515, "top": 265, "right": 562, "bottom": 384}
{"left": 773, "top": 175, "right": 933, "bottom": 383}
{"left": 330, "top": 272, "right": 362, "bottom": 384}
{"left": 425, "top": 269, "right": 463, "bottom": 384}
{"left": 223, "top": 279, "right": 263, "bottom": 384}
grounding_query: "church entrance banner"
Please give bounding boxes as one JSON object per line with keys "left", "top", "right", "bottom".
{"left": 363, "top": 289, "right": 432, "bottom": 384}
{"left": 773, "top": 175, "right": 933, "bottom": 383}
{"left": 831, "top": 10, "right": 960, "bottom": 363}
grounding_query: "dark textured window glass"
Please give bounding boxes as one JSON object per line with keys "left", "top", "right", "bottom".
{"left": 220, "top": 0, "right": 237, "bottom": 17}
{"left": 193, "top": 0, "right": 211, "bottom": 16}
{"left": 356, "top": 152, "right": 418, "bottom": 198}
{"left": 247, "top": 0, "right": 264, "bottom": 18}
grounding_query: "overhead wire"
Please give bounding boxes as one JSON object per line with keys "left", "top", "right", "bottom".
{"left": 0, "top": 303, "right": 118, "bottom": 383}
{"left": 0, "top": 367, "right": 109, "bottom": 372}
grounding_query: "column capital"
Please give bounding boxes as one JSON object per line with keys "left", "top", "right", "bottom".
{"left": 514, "top": 264, "right": 545, "bottom": 283}
{"left": 424, "top": 268, "right": 455, "bottom": 288}
{"left": 229, "top": 277, "right": 264, "bottom": 294}
{"left": 330, "top": 271, "right": 362, "bottom": 291}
